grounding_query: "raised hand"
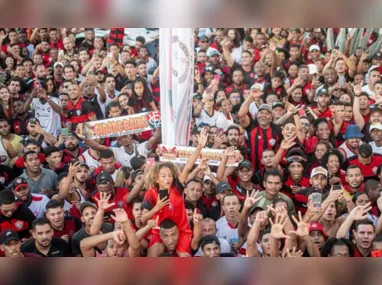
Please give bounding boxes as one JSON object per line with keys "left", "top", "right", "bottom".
{"left": 147, "top": 216, "right": 160, "bottom": 230}
{"left": 111, "top": 208, "right": 129, "bottom": 223}
{"left": 94, "top": 192, "right": 116, "bottom": 211}
{"left": 289, "top": 211, "right": 309, "bottom": 238}
{"left": 224, "top": 146, "right": 236, "bottom": 157}
{"left": 269, "top": 213, "right": 290, "bottom": 239}
{"left": 353, "top": 81, "right": 363, "bottom": 96}
{"left": 68, "top": 161, "right": 81, "bottom": 178}
{"left": 349, "top": 202, "right": 372, "bottom": 221}
{"left": 196, "top": 127, "right": 208, "bottom": 147}
{"left": 193, "top": 208, "right": 203, "bottom": 225}
{"left": 254, "top": 210, "right": 268, "bottom": 227}
{"left": 113, "top": 230, "right": 127, "bottom": 245}
{"left": 243, "top": 190, "right": 261, "bottom": 209}
{"left": 284, "top": 247, "right": 303, "bottom": 257}
{"left": 250, "top": 87, "right": 263, "bottom": 100}
{"left": 280, "top": 134, "right": 296, "bottom": 150}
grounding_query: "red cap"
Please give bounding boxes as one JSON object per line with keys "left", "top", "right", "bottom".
{"left": 308, "top": 222, "right": 328, "bottom": 238}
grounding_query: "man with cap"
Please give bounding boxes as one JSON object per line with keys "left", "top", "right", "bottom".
{"left": 0, "top": 229, "right": 40, "bottom": 257}
{"left": 309, "top": 166, "right": 329, "bottom": 192}
{"left": 71, "top": 201, "right": 114, "bottom": 256}
{"left": 308, "top": 222, "right": 328, "bottom": 252}
{"left": 252, "top": 169, "right": 296, "bottom": 217}
{"left": 192, "top": 92, "right": 203, "bottom": 117}
{"left": 338, "top": 125, "right": 364, "bottom": 160}
{"left": 89, "top": 171, "right": 130, "bottom": 223}
{"left": 12, "top": 177, "right": 50, "bottom": 218}
{"left": 369, "top": 122, "right": 382, "bottom": 154}
{"left": 308, "top": 88, "right": 333, "bottom": 120}
{"left": 308, "top": 45, "right": 321, "bottom": 63}
{"left": 238, "top": 87, "right": 282, "bottom": 171}
{"left": 271, "top": 101, "right": 286, "bottom": 122}
{"left": 348, "top": 144, "right": 382, "bottom": 181}
{"left": 209, "top": 181, "right": 232, "bottom": 221}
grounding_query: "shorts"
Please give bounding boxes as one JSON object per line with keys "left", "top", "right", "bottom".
{"left": 148, "top": 230, "right": 192, "bottom": 256}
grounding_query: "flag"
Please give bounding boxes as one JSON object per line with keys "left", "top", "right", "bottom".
{"left": 159, "top": 28, "right": 194, "bottom": 146}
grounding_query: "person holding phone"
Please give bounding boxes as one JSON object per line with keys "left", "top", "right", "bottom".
{"left": 141, "top": 128, "right": 208, "bottom": 257}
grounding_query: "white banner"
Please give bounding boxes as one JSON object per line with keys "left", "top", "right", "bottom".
{"left": 160, "top": 28, "right": 194, "bottom": 146}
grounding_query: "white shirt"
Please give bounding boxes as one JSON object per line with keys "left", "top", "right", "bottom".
{"left": 27, "top": 193, "right": 50, "bottom": 218}
{"left": 94, "top": 89, "right": 112, "bottom": 117}
{"left": 216, "top": 216, "right": 238, "bottom": 243}
{"left": 111, "top": 142, "right": 150, "bottom": 168}
{"left": 231, "top": 47, "right": 242, "bottom": 64}
{"left": 31, "top": 98, "right": 61, "bottom": 135}
{"left": 195, "top": 109, "right": 222, "bottom": 127}
{"left": 194, "top": 237, "right": 232, "bottom": 257}
{"left": 369, "top": 141, "right": 382, "bottom": 155}
{"left": 0, "top": 139, "right": 9, "bottom": 166}
{"left": 63, "top": 190, "right": 86, "bottom": 216}
{"left": 80, "top": 150, "right": 101, "bottom": 173}
{"left": 362, "top": 84, "right": 374, "bottom": 97}
{"left": 249, "top": 102, "right": 259, "bottom": 118}
{"left": 216, "top": 112, "right": 235, "bottom": 131}
{"left": 145, "top": 58, "right": 158, "bottom": 73}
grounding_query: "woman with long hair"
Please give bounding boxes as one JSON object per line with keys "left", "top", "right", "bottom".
{"left": 141, "top": 128, "right": 208, "bottom": 257}
{"left": 321, "top": 149, "right": 346, "bottom": 186}
{"left": 127, "top": 79, "right": 157, "bottom": 115}
{"left": 0, "top": 86, "right": 13, "bottom": 119}
{"left": 41, "top": 77, "right": 58, "bottom": 98}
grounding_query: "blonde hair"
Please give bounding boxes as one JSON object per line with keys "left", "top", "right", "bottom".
{"left": 146, "top": 162, "right": 180, "bottom": 190}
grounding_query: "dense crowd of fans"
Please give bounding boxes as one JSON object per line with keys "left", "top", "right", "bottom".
{"left": 0, "top": 28, "right": 382, "bottom": 258}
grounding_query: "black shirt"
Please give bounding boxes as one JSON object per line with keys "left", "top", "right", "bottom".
{"left": 71, "top": 223, "right": 113, "bottom": 256}
{"left": 21, "top": 237, "right": 70, "bottom": 257}
{"left": 0, "top": 203, "right": 36, "bottom": 239}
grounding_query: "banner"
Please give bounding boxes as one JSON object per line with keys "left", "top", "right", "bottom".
{"left": 156, "top": 145, "right": 243, "bottom": 167}
{"left": 160, "top": 28, "right": 194, "bottom": 146}
{"left": 75, "top": 111, "right": 161, "bottom": 139}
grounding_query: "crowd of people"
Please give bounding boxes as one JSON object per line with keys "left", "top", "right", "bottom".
{"left": 0, "top": 27, "right": 382, "bottom": 258}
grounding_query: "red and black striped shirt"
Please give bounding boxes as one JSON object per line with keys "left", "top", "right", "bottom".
{"left": 67, "top": 98, "right": 96, "bottom": 124}
{"left": 246, "top": 120, "right": 282, "bottom": 172}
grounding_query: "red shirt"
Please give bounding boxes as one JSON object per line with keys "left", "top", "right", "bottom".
{"left": 62, "top": 148, "right": 85, "bottom": 164}
{"left": 344, "top": 183, "right": 365, "bottom": 195}
{"left": 142, "top": 186, "right": 191, "bottom": 235}
{"left": 52, "top": 216, "right": 81, "bottom": 241}
{"left": 67, "top": 98, "right": 95, "bottom": 124}
{"left": 348, "top": 154, "right": 382, "bottom": 180}
{"left": 311, "top": 105, "right": 333, "bottom": 119}
{"left": 354, "top": 245, "right": 371, "bottom": 257}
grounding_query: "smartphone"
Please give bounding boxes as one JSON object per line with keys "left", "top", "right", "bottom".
{"left": 310, "top": 192, "right": 322, "bottom": 208}
{"left": 146, "top": 158, "right": 155, "bottom": 168}
{"left": 213, "top": 74, "right": 221, "bottom": 82}
{"left": 61, "top": 128, "right": 69, "bottom": 137}
{"left": 338, "top": 76, "right": 345, "bottom": 87}
{"left": 304, "top": 32, "right": 310, "bottom": 40}
{"left": 333, "top": 185, "right": 342, "bottom": 191}
{"left": 107, "top": 52, "right": 113, "bottom": 58}
{"left": 158, "top": 189, "right": 169, "bottom": 200}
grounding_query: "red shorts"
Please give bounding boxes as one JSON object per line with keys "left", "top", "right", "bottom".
{"left": 148, "top": 230, "right": 192, "bottom": 256}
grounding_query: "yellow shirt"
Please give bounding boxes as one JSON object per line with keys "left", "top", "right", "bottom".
{"left": 10, "top": 135, "right": 23, "bottom": 155}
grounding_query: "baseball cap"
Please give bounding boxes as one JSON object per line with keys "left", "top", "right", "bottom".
{"left": 208, "top": 50, "right": 220, "bottom": 57}
{"left": 199, "top": 35, "right": 210, "bottom": 42}
{"left": 310, "top": 166, "right": 328, "bottom": 179}
{"left": 308, "top": 222, "right": 328, "bottom": 238}
{"left": 370, "top": 123, "right": 382, "bottom": 132}
{"left": 316, "top": 88, "right": 329, "bottom": 97}
{"left": 0, "top": 230, "right": 20, "bottom": 245}
{"left": 203, "top": 172, "right": 217, "bottom": 182}
{"left": 200, "top": 235, "right": 220, "bottom": 250}
{"left": 250, "top": 205, "right": 265, "bottom": 215}
{"left": 202, "top": 66, "right": 214, "bottom": 75}
{"left": 130, "top": 155, "right": 147, "bottom": 170}
{"left": 258, "top": 104, "right": 272, "bottom": 113}
{"left": 238, "top": 160, "right": 252, "bottom": 170}
{"left": 215, "top": 182, "right": 232, "bottom": 194}
{"left": 309, "top": 45, "right": 320, "bottom": 52}
{"left": 12, "top": 177, "right": 28, "bottom": 192}
{"left": 80, "top": 201, "right": 97, "bottom": 214}
{"left": 272, "top": 101, "right": 285, "bottom": 110}
{"left": 368, "top": 65, "right": 380, "bottom": 76}
{"left": 131, "top": 170, "right": 144, "bottom": 183}
{"left": 96, "top": 172, "right": 114, "bottom": 185}
{"left": 95, "top": 69, "right": 104, "bottom": 75}
{"left": 193, "top": 92, "right": 202, "bottom": 100}
{"left": 53, "top": 62, "right": 64, "bottom": 68}
{"left": 370, "top": 105, "right": 382, "bottom": 115}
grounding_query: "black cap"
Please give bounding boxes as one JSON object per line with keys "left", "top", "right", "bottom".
{"left": 0, "top": 230, "right": 20, "bottom": 245}
{"left": 193, "top": 93, "right": 202, "bottom": 100}
{"left": 95, "top": 69, "right": 104, "bottom": 75}
{"left": 359, "top": 144, "right": 373, "bottom": 158}
{"left": 272, "top": 101, "right": 285, "bottom": 110}
{"left": 216, "top": 182, "right": 232, "bottom": 194}
{"left": 131, "top": 170, "right": 144, "bottom": 183}
{"left": 200, "top": 235, "right": 220, "bottom": 250}
{"left": 12, "top": 177, "right": 28, "bottom": 192}
{"left": 316, "top": 88, "right": 329, "bottom": 97}
{"left": 130, "top": 155, "right": 146, "bottom": 171}
{"left": 80, "top": 201, "right": 97, "bottom": 214}
{"left": 238, "top": 160, "right": 252, "bottom": 170}
{"left": 96, "top": 172, "right": 114, "bottom": 185}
